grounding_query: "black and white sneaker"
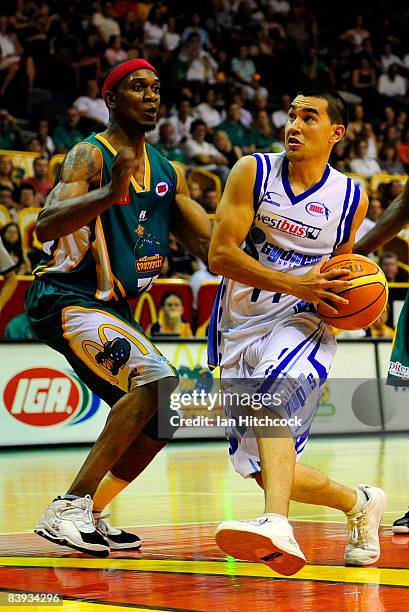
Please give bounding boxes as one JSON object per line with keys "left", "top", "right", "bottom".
{"left": 34, "top": 494, "right": 110, "bottom": 557}
{"left": 94, "top": 513, "right": 142, "bottom": 550}
{"left": 392, "top": 509, "right": 409, "bottom": 534}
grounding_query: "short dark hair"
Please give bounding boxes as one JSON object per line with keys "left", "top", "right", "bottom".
{"left": 380, "top": 251, "right": 398, "bottom": 264}
{"left": 295, "top": 87, "right": 348, "bottom": 126}
{"left": 191, "top": 119, "right": 206, "bottom": 133}
{"left": 160, "top": 291, "right": 183, "bottom": 307}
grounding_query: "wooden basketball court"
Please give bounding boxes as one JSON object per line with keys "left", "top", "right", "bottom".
{"left": 1, "top": 436, "right": 408, "bottom": 610}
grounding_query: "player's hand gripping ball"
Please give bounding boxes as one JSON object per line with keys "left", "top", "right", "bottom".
{"left": 317, "top": 254, "right": 388, "bottom": 330}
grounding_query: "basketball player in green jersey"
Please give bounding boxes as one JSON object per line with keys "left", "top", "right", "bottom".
{"left": 354, "top": 176, "right": 409, "bottom": 533}
{"left": 26, "top": 59, "right": 211, "bottom": 557}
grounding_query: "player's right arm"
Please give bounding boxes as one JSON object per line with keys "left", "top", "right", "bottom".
{"left": 209, "top": 156, "right": 353, "bottom": 314}
{"left": 36, "top": 144, "right": 136, "bottom": 242}
{"left": 353, "top": 178, "right": 409, "bottom": 256}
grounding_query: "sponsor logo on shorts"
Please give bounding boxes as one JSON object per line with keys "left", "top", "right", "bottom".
{"left": 155, "top": 181, "right": 171, "bottom": 197}
{"left": 255, "top": 211, "right": 321, "bottom": 240}
{"left": 305, "top": 201, "right": 330, "bottom": 219}
{"left": 136, "top": 254, "right": 164, "bottom": 272}
{"left": 3, "top": 368, "right": 101, "bottom": 427}
{"left": 95, "top": 338, "right": 131, "bottom": 375}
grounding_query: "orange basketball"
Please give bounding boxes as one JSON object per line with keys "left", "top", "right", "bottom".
{"left": 316, "top": 254, "right": 388, "bottom": 330}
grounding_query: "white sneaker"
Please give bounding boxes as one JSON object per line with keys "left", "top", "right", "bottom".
{"left": 94, "top": 513, "right": 142, "bottom": 550}
{"left": 34, "top": 495, "right": 110, "bottom": 557}
{"left": 215, "top": 515, "right": 306, "bottom": 576}
{"left": 344, "top": 484, "right": 387, "bottom": 566}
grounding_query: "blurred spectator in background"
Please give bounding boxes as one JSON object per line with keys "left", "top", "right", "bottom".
{"left": 351, "top": 58, "right": 377, "bottom": 111}
{"left": 397, "top": 128, "right": 409, "bottom": 172}
{"left": 194, "top": 88, "right": 222, "bottom": 131}
{"left": 181, "top": 12, "right": 211, "bottom": 50}
{"left": 346, "top": 105, "right": 365, "bottom": 141}
{"left": 183, "top": 33, "right": 218, "bottom": 90}
{"left": 0, "top": 154, "right": 18, "bottom": 192}
{"left": 231, "top": 45, "right": 257, "bottom": 98}
{"left": 0, "top": 222, "right": 30, "bottom": 274}
{"left": 162, "top": 16, "right": 180, "bottom": 53}
{"left": 168, "top": 98, "right": 195, "bottom": 145}
{"left": 380, "top": 43, "right": 403, "bottom": 73}
{"left": 119, "top": 10, "right": 143, "bottom": 52}
{"left": 148, "top": 291, "right": 193, "bottom": 338}
{"left": 104, "top": 34, "right": 128, "bottom": 67}
{"left": 339, "top": 15, "right": 370, "bottom": 53}
{"left": 380, "top": 251, "right": 404, "bottom": 283}
{"left": 167, "top": 232, "right": 198, "bottom": 279}
{"left": 0, "top": 184, "right": 18, "bottom": 220}
{"left": 301, "top": 47, "right": 334, "bottom": 88}
{"left": 52, "top": 108, "right": 84, "bottom": 153}
{"left": 0, "top": 14, "right": 22, "bottom": 97}
{"left": 188, "top": 181, "right": 203, "bottom": 205}
{"left": 213, "top": 130, "right": 242, "bottom": 168}
{"left": 202, "top": 187, "right": 219, "bottom": 214}
{"left": 36, "top": 119, "right": 56, "bottom": 157}
{"left": 0, "top": 110, "right": 23, "bottom": 150}
{"left": 0, "top": 234, "right": 17, "bottom": 319}
{"left": 91, "top": 2, "right": 121, "bottom": 44}
{"left": 217, "top": 102, "right": 253, "bottom": 150}
{"left": 360, "top": 123, "right": 378, "bottom": 160}
{"left": 271, "top": 95, "right": 291, "bottom": 130}
{"left": 349, "top": 140, "right": 382, "bottom": 177}
{"left": 16, "top": 183, "right": 36, "bottom": 209}
{"left": 355, "top": 197, "right": 384, "bottom": 243}
{"left": 382, "top": 180, "right": 404, "bottom": 208}
{"left": 74, "top": 79, "right": 109, "bottom": 131}
{"left": 379, "top": 143, "right": 406, "bottom": 175}
{"left": 379, "top": 105, "right": 397, "bottom": 133}
{"left": 378, "top": 64, "right": 407, "bottom": 104}
{"left": 22, "top": 157, "right": 53, "bottom": 205}
{"left": 250, "top": 110, "right": 275, "bottom": 151}
{"left": 184, "top": 119, "right": 230, "bottom": 186}
{"left": 153, "top": 123, "right": 186, "bottom": 163}
{"left": 143, "top": 5, "right": 168, "bottom": 48}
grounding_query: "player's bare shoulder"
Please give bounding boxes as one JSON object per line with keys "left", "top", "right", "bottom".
{"left": 60, "top": 141, "right": 103, "bottom": 186}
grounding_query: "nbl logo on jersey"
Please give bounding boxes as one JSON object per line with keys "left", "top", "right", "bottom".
{"left": 255, "top": 211, "right": 321, "bottom": 240}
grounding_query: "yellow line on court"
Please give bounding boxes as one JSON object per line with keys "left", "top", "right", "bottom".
{"left": 1, "top": 556, "right": 409, "bottom": 587}
{"left": 0, "top": 602, "right": 168, "bottom": 612}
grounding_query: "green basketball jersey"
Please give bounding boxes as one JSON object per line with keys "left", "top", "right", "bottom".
{"left": 33, "top": 133, "right": 177, "bottom": 301}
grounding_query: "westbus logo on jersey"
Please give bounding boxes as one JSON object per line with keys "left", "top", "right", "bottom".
{"left": 3, "top": 368, "right": 100, "bottom": 427}
{"left": 255, "top": 211, "right": 321, "bottom": 240}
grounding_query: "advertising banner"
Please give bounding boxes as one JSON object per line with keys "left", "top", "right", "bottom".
{"left": 0, "top": 339, "right": 394, "bottom": 446}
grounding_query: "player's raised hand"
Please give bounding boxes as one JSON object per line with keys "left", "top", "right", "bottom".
{"left": 293, "top": 256, "right": 353, "bottom": 315}
{"left": 109, "top": 147, "right": 137, "bottom": 204}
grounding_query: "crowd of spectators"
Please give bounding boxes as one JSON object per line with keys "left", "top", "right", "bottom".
{"left": 1, "top": 0, "right": 409, "bottom": 337}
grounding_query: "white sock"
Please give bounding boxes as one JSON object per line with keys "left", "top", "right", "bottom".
{"left": 346, "top": 488, "right": 369, "bottom": 516}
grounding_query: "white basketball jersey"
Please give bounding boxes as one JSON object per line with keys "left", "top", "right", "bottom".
{"left": 208, "top": 152, "right": 361, "bottom": 367}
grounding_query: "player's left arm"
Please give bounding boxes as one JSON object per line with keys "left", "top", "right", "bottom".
{"left": 170, "top": 165, "right": 212, "bottom": 265}
{"left": 334, "top": 190, "right": 369, "bottom": 256}
{"left": 353, "top": 178, "right": 409, "bottom": 256}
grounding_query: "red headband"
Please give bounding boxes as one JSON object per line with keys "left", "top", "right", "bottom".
{"left": 102, "top": 59, "right": 158, "bottom": 99}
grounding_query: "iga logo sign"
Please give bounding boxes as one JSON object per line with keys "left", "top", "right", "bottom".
{"left": 3, "top": 368, "right": 100, "bottom": 427}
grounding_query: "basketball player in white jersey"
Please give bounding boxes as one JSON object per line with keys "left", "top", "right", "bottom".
{"left": 208, "top": 88, "right": 386, "bottom": 575}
